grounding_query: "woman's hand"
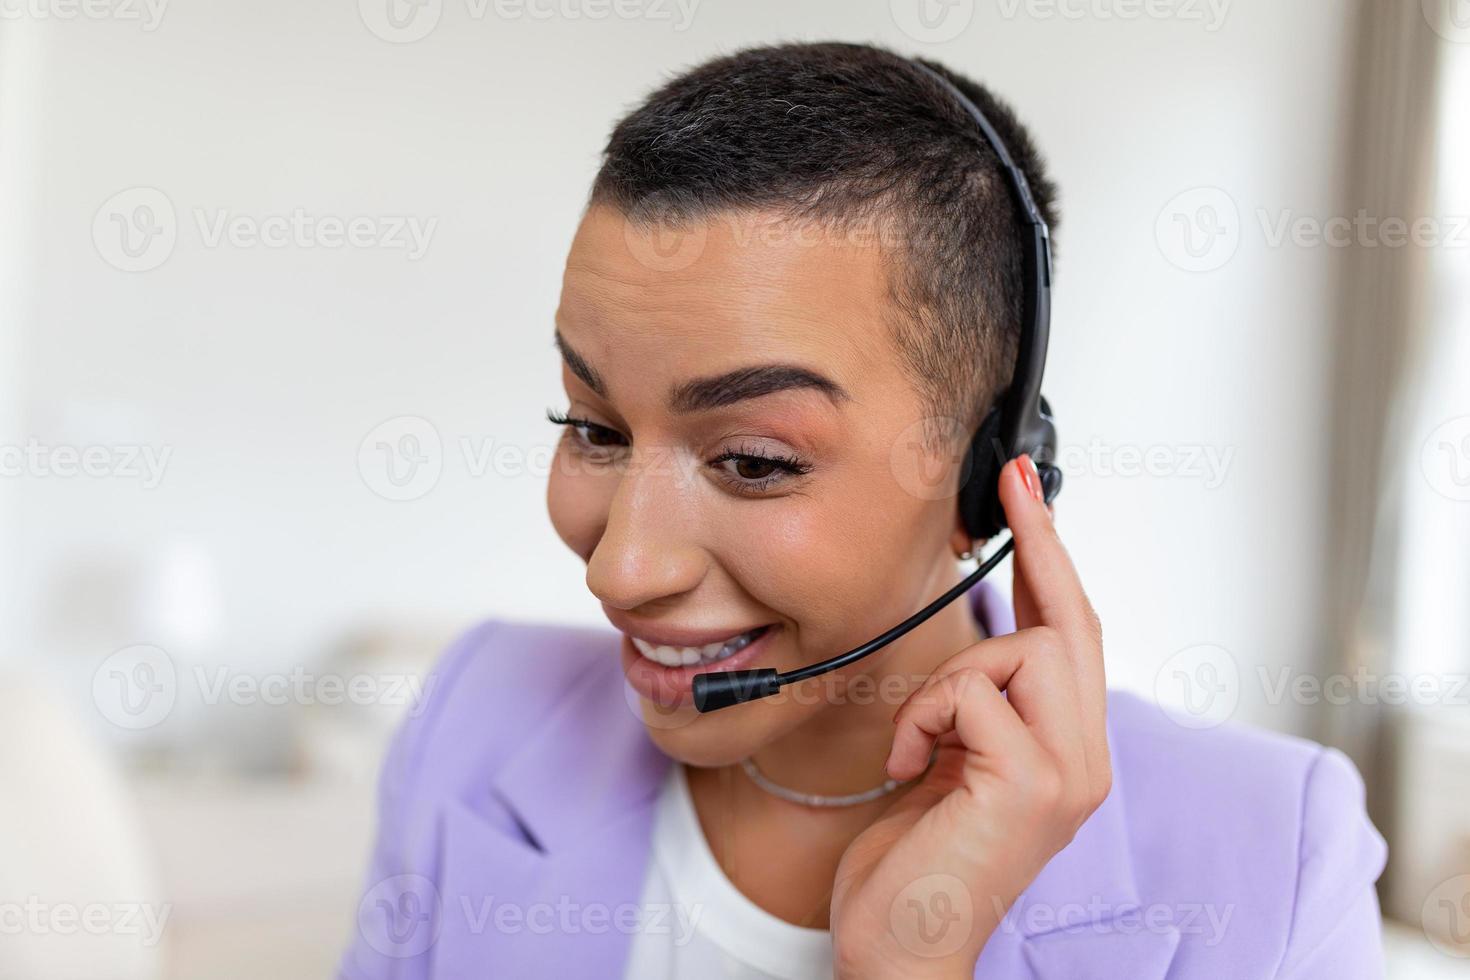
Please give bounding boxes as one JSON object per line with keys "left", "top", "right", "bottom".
{"left": 830, "top": 455, "right": 1111, "bottom": 980}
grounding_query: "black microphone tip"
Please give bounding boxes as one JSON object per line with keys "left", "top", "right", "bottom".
{"left": 692, "top": 669, "right": 781, "bottom": 713}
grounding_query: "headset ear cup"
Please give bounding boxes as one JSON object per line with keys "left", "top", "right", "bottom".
{"left": 958, "top": 408, "right": 1006, "bottom": 541}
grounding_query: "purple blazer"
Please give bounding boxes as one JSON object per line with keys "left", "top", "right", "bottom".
{"left": 338, "top": 582, "right": 1388, "bottom": 979}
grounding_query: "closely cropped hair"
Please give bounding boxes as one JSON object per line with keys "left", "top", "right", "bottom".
{"left": 589, "top": 41, "right": 1059, "bottom": 439}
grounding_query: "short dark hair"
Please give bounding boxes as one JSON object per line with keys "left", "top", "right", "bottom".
{"left": 589, "top": 41, "right": 1059, "bottom": 441}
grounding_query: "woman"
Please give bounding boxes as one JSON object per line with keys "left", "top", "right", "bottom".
{"left": 340, "top": 42, "right": 1387, "bottom": 979}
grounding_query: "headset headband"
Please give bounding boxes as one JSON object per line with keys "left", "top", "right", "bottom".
{"left": 909, "top": 60, "right": 1060, "bottom": 538}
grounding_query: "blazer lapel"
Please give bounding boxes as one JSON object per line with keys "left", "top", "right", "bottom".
{"left": 965, "top": 583, "right": 1179, "bottom": 978}
{"left": 975, "top": 746, "right": 1180, "bottom": 979}
{"left": 434, "top": 650, "right": 671, "bottom": 978}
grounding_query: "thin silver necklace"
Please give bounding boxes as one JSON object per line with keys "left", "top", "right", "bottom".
{"left": 738, "top": 756, "right": 926, "bottom": 808}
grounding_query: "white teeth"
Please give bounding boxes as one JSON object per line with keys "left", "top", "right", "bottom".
{"left": 631, "top": 627, "right": 766, "bottom": 668}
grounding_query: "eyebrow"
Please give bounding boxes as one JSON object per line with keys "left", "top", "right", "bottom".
{"left": 553, "top": 330, "right": 849, "bottom": 413}
{"left": 553, "top": 330, "right": 608, "bottom": 398}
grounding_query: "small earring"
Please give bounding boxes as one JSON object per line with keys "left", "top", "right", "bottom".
{"left": 956, "top": 539, "right": 979, "bottom": 561}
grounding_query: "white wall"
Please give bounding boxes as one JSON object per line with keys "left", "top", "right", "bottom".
{"left": 3, "top": 0, "right": 1359, "bottom": 742}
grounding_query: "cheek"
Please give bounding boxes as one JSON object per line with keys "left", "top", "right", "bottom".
{"left": 545, "top": 445, "right": 613, "bottom": 561}
{"left": 714, "top": 506, "right": 832, "bottom": 608}
{"left": 762, "top": 489, "right": 944, "bottom": 630}
{"left": 712, "top": 473, "right": 931, "bottom": 635}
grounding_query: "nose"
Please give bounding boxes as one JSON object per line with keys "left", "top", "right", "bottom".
{"left": 584, "top": 447, "right": 710, "bottom": 611}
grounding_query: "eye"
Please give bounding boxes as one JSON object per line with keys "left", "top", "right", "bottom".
{"left": 732, "top": 457, "right": 780, "bottom": 480}
{"left": 710, "top": 444, "right": 812, "bottom": 495}
{"left": 545, "top": 409, "right": 628, "bottom": 454}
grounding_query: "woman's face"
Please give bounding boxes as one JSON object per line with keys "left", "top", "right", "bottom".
{"left": 547, "top": 205, "right": 971, "bottom": 766}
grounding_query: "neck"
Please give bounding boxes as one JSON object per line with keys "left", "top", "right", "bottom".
{"left": 744, "top": 556, "right": 985, "bottom": 799}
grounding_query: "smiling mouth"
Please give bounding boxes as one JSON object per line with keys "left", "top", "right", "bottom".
{"left": 629, "top": 624, "right": 774, "bottom": 668}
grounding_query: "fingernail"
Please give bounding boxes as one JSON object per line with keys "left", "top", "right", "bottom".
{"left": 1020, "top": 454, "right": 1043, "bottom": 502}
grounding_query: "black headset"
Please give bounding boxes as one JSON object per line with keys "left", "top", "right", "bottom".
{"left": 693, "top": 60, "right": 1062, "bottom": 712}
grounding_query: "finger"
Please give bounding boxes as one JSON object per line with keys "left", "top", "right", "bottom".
{"left": 999, "top": 455, "right": 1091, "bottom": 640}
{"left": 1001, "top": 456, "right": 1106, "bottom": 727}
{"left": 919, "top": 629, "right": 1089, "bottom": 787}
{"left": 885, "top": 667, "right": 1042, "bottom": 781}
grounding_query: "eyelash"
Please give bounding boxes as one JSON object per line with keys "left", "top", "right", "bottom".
{"left": 545, "top": 409, "right": 812, "bottom": 496}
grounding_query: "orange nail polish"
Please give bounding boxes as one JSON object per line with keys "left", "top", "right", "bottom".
{"left": 1020, "top": 454, "right": 1043, "bottom": 502}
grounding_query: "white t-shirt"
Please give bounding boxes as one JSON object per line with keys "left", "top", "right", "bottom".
{"left": 623, "top": 763, "right": 834, "bottom": 980}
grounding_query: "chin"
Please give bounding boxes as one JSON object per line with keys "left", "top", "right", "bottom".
{"left": 637, "top": 698, "right": 782, "bottom": 767}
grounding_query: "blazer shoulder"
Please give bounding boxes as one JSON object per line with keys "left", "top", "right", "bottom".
{"left": 380, "top": 617, "right": 623, "bottom": 804}
{"left": 1105, "top": 686, "right": 1384, "bottom": 822}
{"left": 1102, "top": 689, "right": 1387, "bottom": 965}
{"left": 422, "top": 616, "right": 619, "bottom": 721}
{"left": 1106, "top": 686, "right": 1327, "bottom": 785}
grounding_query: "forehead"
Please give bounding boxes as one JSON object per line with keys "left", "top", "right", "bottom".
{"left": 555, "top": 206, "right": 903, "bottom": 389}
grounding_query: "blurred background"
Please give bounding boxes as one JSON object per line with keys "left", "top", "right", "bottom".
{"left": 1, "top": 0, "right": 1468, "bottom": 976}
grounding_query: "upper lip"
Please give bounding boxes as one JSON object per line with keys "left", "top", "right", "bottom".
{"left": 603, "top": 609, "right": 771, "bottom": 648}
